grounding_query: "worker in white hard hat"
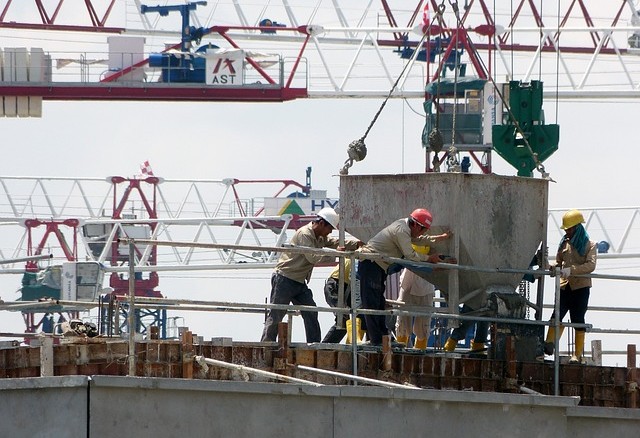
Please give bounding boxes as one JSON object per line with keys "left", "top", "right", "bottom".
{"left": 543, "top": 209, "right": 597, "bottom": 364}
{"left": 357, "top": 208, "right": 454, "bottom": 346}
{"left": 261, "top": 207, "right": 362, "bottom": 343}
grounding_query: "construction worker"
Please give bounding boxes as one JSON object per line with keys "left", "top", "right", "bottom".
{"left": 544, "top": 209, "right": 597, "bottom": 364}
{"left": 321, "top": 258, "right": 365, "bottom": 344}
{"left": 395, "top": 246, "right": 440, "bottom": 349}
{"left": 357, "top": 208, "right": 453, "bottom": 346}
{"left": 261, "top": 207, "right": 362, "bottom": 343}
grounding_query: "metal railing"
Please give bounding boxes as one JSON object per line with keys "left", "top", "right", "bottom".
{"left": 3, "top": 238, "right": 638, "bottom": 396}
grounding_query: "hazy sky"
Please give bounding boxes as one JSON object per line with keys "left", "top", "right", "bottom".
{"left": 1, "top": 1, "right": 639, "bottom": 366}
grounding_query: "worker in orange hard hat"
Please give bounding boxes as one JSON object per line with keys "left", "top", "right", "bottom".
{"left": 261, "top": 207, "right": 363, "bottom": 343}
{"left": 356, "top": 208, "right": 454, "bottom": 347}
{"left": 543, "top": 209, "right": 597, "bottom": 364}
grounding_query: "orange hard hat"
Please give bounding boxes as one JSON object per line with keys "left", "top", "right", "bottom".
{"left": 410, "top": 208, "right": 432, "bottom": 229}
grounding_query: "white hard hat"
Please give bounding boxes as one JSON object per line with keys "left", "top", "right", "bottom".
{"left": 317, "top": 207, "right": 339, "bottom": 229}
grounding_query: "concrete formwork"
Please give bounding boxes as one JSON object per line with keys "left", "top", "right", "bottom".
{"left": 1, "top": 376, "right": 639, "bottom": 437}
{"left": 340, "top": 173, "right": 548, "bottom": 308}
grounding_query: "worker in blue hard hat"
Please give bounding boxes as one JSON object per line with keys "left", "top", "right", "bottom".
{"left": 543, "top": 209, "right": 597, "bottom": 364}
{"left": 357, "top": 208, "right": 454, "bottom": 347}
{"left": 261, "top": 207, "right": 362, "bottom": 343}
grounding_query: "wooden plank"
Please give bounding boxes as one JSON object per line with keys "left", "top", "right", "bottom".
{"left": 182, "top": 331, "right": 193, "bottom": 379}
{"left": 627, "top": 344, "right": 637, "bottom": 409}
{"left": 39, "top": 337, "right": 54, "bottom": 377}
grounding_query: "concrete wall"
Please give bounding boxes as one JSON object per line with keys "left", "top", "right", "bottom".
{"left": 0, "top": 376, "right": 88, "bottom": 436}
{"left": 2, "top": 376, "right": 640, "bottom": 437}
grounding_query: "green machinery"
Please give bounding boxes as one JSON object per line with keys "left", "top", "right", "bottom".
{"left": 422, "top": 79, "right": 559, "bottom": 176}
{"left": 492, "top": 80, "right": 559, "bottom": 177}
{"left": 423, "top": 77, "right": 488, "bottom": 147}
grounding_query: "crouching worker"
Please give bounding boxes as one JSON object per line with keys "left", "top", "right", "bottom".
{"left": 395, "top": 244, "right": 443, "bottom": 349}
{"left": 544, "top": 209, "right": 597, "bottom": 364}
{"left": 443, "top": 306, "right": 489, "bottom": 353}
{"left": 261, "top": 208, "right": 362, "bottom": 343}
{"left": 321, "top": 258, "right": 365, "bottom": 344}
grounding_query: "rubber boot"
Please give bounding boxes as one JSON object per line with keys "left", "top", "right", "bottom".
{"left": 414, "top": 337, "right": 427, "bottom": 350}
{"left": 470, "top": 340, "right": 485, "bottom": 352}
{"left": 346, "top": 319, "right": 354, "bottom": 344}
{"left": 544, "top": 325, "right": 565, "bottom": 355}
{"left": 396, "top": 335, "right": 409, "bottom": 346}
{"left": 346, "top": 318, "right": 364, "bottom": 344}
{"left": 570, "top": 330, "right": 585, "bottom": 364}
{"left": 443, "top": 338, "right": 457, "bottom": 352}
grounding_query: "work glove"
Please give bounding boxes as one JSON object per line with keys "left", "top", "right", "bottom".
{"left": 560, "top": 267, "right": 571, "bottom": 279}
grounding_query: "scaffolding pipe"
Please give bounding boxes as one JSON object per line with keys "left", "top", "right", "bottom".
{"left": 289, "top": 363, "right": 420, "bottom": 390}
{"left": 519, "top": 385, "right": 544, "bottom": 396}
{"left": 0, "top": 295, "right": 594, "bottom": 335}
{"left": 124, "top": 238, "right": 640, "bottom": 281}
{"left": 0, "top": 254, "right": 52, "bottom": 265}
{"left": 128, "top": 298, "right": 593, "bottom": 330}
{"left": 0, "top": 298, "right": 592, "bottom": 331}
{"left": 553, "top": 270, "right": 561, "bottom": 396}
{"left": 0, "top": 301, "right": 76, "bottom": 311}
{"left": 127, "top": 241, "right": 136, "bottom": 377}
{"left": 0, "top": 332, "right": 47, "bottom": 338}
{"left": 195, "top": 356, "right": 323, "bottom": 387}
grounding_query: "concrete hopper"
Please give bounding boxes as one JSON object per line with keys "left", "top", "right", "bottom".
{"left": 340, "top": 173, "right": 548, "bottom": 311}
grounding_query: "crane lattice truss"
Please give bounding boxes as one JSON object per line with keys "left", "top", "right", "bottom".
{"left": 0, "top": 176, "right": 638, "bottom": 277}
{"left": 1, "top": 1, "right": 640, "bottom": 100}
{"left": 0, "top": 176, "right": 314, "bottom": 275}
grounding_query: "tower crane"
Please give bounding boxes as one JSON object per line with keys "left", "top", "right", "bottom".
{"left": 1, "top": 1, "right": 640, "bottom": 340}
{"left": 1, "top": 1, "right": 640, "bottom": 104}
{"left": 140, "top": 2, "right": 209, "bottom": 53}
{"left": 0, "top": 168, "right": 333, "bottom": 337}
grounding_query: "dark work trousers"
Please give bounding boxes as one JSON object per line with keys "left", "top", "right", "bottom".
{"left": 261, "top": 272, "right": 321, "bottom": 343}
{"left": 321, "top": 278, "right": 366, "bottom": 343}
{"left": 449, "top": 304, "right": 489, "bottom": 343}
{"left": 358, "top": 259, "right": 388, "bottom": 345}
{"left": 549, "top": 285, "right": 590, "bottom": 332}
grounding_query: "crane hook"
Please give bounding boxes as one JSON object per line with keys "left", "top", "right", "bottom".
{"left": 339, "top": 139, "right": 368, "bottom": 175}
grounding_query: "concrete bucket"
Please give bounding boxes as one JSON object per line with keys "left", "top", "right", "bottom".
{"left": 339, "top": 173, "right": 548, "bottom": 311}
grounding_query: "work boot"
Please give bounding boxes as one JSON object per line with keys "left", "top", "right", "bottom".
{"left": 570, "top": 330, "right": 585, "bottom": 364}
{"left": 414, "top": 337, "right": 427, "bottom": 350}
{"left": 443, "top": 338, "right": 457, "bottom": 352}
{"left": 543, "top": 342, "right": 555, "bottom": 356}
{"left": 544, "top": 325, "right": 565, "bottom": 355}
{"left": 395, "top": 335, "right": 409, "bottom": 346}
{"left": 470, "top": 340, "right": 485, "bottom": 352}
